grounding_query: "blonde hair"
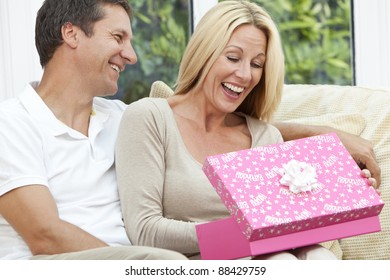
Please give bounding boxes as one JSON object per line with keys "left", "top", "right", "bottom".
{"left": 174, "top": 0, "right": 284, "bottom": 121}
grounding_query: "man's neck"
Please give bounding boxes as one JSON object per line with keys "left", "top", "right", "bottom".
{"left": 35, "top": 74, "right": 94, "bottom": 136}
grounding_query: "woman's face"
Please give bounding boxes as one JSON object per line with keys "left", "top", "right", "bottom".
{"left": 201, "top": 24, "right": 267, "bottom": 113}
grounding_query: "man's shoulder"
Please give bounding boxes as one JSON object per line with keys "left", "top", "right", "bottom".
{"left": 93, "top": 97, "right": 127, "bottom": 113}
{"left": 0, "top": 98, "right": 16, "bottom": 110}
{"left": 0, "top": 83, "right": 37, "bottom": 116}
{"left": 0, "top": 97, "right": 27, "bottom": 120}
{"left": 0, "top": 98, "right": 40, "bottom": 142}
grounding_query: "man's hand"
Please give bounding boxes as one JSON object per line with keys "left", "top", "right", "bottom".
{"left": 274, "top": 122, "right": 381, "bottom": 187}
{"left": 336, "top": 131, "right": 381, "bottom": 187}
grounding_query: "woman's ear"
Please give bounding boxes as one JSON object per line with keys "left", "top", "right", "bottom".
{"left": 61, "top": 22, "right": 79, "bottom": 48}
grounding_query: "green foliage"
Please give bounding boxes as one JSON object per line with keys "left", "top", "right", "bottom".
{"left": 117, "top": 0, "right": 189, "bottom": 104}
{"left": 116, "top": 0, "right": 352, "bottom": 103}
{"left": 252, "top": 0, "right": 353, "bottom": 85}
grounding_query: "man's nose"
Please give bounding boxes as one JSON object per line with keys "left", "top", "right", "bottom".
{"left": 121, "top": 42, "right": 138, "bottom": 65}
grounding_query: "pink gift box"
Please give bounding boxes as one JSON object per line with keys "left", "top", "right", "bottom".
{"left": 197, "top": 133, "right": 384, "bottom": 259}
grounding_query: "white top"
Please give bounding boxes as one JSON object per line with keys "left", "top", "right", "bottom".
{"left": 0, "top": 84, "right": 130, "bottom": 259}
{"left": 116, "top": 98, "right": 283, "bottom": 256}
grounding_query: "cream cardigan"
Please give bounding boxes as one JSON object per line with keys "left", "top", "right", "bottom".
{"left": 115, "top": 97, "right": 282, "bottom": 256}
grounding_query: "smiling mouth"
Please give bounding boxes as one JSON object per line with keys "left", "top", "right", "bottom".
{"left": 110, "top": 64, "right": 121, "bottom": 73}
{"left": 222, "top": 82, "right": 245, "bottom": 96}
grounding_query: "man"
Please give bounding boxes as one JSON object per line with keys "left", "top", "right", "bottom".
{"left": 0, "top": 0, "right": 186, "bottom": 260}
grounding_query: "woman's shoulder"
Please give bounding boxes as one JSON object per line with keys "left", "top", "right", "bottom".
{"left": 122, "top": 97, "right": 172, "bottom": 124}
{"left": 127, "top": 97, "right": 169, "bottom": 112}
{"left": 240, "top": 113, "right": 283, "bottom": 144}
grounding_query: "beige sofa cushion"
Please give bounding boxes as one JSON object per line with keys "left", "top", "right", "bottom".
{"left": 150, "top": 81, "right": 174, "bottom": 99}
{"left": 280, "top": 113, "right": 366, "bottom": 136}
{"left": 275, "top": 84, "right": 390, "bottom": 260}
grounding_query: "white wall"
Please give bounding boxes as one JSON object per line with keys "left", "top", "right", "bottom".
{"left": 0, "top": 0, "right": 44, "bottom": 101}
{"left": 353, "top": 0, "right": 390, "bottom": 90}
{"left": 0, "top": 0, "right": 389, "bottom": 101}
{"left": 191, "top": 0, "right": 218, "bottom": 29}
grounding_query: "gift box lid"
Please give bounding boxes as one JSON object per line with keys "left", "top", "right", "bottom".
{"left": 203, "top": 133, "right": 384, "bottom": 241}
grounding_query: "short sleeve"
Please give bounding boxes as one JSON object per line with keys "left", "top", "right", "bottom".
{"left": 0, "top": 110, "right": 48, "bottom": 196}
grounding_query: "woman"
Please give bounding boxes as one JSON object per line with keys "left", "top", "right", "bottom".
{"left": 115, "top": 0, "right": 375, "bottom": 259}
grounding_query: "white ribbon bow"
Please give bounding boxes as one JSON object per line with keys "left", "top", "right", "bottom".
{"left": 278, "top": 159, "right": 318, "bottom": 194}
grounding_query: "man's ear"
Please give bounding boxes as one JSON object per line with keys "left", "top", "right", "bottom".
{"left": 61, "top": 22, "right": 79, "bottom": 48}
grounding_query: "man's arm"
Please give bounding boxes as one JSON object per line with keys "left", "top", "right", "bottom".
{"left": 0, "top": 185, "right": 107, "bottom": 256}
{"left": 273, "top": 122, "right": 382, "bottom": 187}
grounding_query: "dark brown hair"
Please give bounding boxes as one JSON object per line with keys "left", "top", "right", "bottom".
{"left": 35, "top": 0, "right": 132, "bottom": 67}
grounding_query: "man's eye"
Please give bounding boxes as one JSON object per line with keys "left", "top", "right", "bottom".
{"left": 114, "top": 34, "right": 123, "bottom": 42}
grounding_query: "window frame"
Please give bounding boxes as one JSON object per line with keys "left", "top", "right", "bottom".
{"left": 0, "top": 0, "right": 43, "bottom": 101}
{"left": 190, "top": 0, "right": 218, "bottom": 31}
{"left": 353, "top": 0, "right": 390, "bottom": 89}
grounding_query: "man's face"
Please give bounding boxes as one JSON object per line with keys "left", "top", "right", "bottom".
{"left": 76, "top": 4, "right": 138, "bottom": 97}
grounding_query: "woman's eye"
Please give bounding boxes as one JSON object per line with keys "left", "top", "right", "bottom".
{"left": 227, "top": 56, "right": 239, "bottom": 62}
{"left": 251, "top": 62, "right": 263, "bottom": 69}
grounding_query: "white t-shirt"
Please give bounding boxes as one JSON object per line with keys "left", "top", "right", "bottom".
{"left": 0, "top": 84, "right": 130, "bottom": 259}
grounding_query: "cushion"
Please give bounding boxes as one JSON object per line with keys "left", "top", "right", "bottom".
{"left": 150, "top": 81, "right": 174, "bottom": 98}
{"left": 281, "top": 113, "right": 366, "bottom": 136}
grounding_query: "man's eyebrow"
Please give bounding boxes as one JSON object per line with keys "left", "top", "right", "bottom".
{"left": 113, "top": 28, "right": 126, "bottom": 34}
{"left": 113, "top": 27, "right": 130, "bottom": 35}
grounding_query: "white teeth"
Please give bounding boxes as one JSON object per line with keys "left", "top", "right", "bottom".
{"left": 223, "top": 83, "right": 244, "bottom": 93}
{"left": 110, "top": 64, "right": 120, "bottom": 73}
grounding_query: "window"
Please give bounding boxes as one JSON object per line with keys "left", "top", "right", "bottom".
{"left": 229, "top": 0, "right": 354, "bottom": 85}
{"left": 117, "top": 0, "right": 354, "bottom": 105}
{"left": 116, "top": 0, "right": 190, "bottom": 104}
{"left": 197, "top": 0, "right": 390, "bottom": 89}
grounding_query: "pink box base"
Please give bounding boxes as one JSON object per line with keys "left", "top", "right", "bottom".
{"left": 196, "top": 215, "right": 381, "bottom": 260}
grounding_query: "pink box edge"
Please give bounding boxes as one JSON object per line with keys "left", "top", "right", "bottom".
{"left": 196, "top": 215, "right": 381, "bottom": 260}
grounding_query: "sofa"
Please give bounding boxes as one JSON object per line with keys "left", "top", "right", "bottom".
{"left": 150, "top": 81, "right": 389, "bottom": 260}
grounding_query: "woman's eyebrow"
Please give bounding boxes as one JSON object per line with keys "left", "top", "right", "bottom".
{"left": 225, "top": 45, "right": 266, "bottom": 57}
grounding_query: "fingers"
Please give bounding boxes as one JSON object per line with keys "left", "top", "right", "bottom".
{"left": 361, "top": 169, "right": 381, "bottom": 195}
{"left": 335, "top": 130, "right": 381, "bottom": 187}
{"left": 367, "top": 177, "right": 377, "bottom": 188}
{"left": 364, "top": 160, "right": 381, "bottom": 187}
{"left": 357, "top": 155, "right": 382, "bottom": 187}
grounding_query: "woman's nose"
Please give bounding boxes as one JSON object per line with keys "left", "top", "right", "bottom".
{"left": 236, "top": 62, "right": 251, "bottom": 81}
